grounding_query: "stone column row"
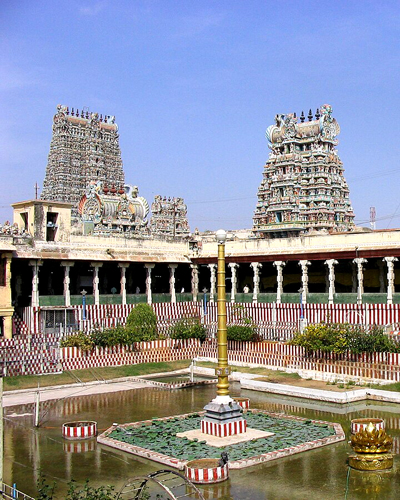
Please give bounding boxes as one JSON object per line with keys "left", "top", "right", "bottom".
{"left": 26, "top": 256, "right": 400, "bottom": 309}
{"left": 29, "top": 261, "right": 192, "bottom": 308}
{"left": 202, "top": 258, "right": 399, "bottom": 305}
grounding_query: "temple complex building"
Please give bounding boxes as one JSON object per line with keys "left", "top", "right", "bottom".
{"left": 1, "top": 103, "right": 400, "bottom": 339}
{"left": 41, "top": 105, "right": 125, "bottom": 217}
{"left": 253, "top": 105, "right": 355, "bottom": 237}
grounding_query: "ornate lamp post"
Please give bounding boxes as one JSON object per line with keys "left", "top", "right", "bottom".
{"left": 215, "top": 229, "right": 229, "bottom": 398}
{"left": 201, "top": 230, "right": 246, "bottom": 437}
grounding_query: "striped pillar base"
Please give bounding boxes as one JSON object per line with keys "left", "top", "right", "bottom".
{"left": 185, "top": 459, "right": 229, "bottom": 484}
{"left": 351, "top": 418, "right": 385, "bottom": 435}
{"left": 234, "top": 397, "right": 250, "bottom": 410}
{"left": 62, "top": 421, "right": 97, "bottom": 440}
{"left": 201, "top": 418, "right": 247, "bottom": 437}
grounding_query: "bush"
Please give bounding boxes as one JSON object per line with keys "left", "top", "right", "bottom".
{"left": 125, "top": 303, "right": 158, "bottom": 341}
{"left": 60, "top": 332, "right": 94, "bottom": 351}
{"left": 290, "top": 323, "right": 400, "bottom": 354}
{"left": 170, "top": 317, "right": 206, "bottom": 340}
{"left": 227, "top": 324, "right": 257, "bottom": 342}
{"left": 90, "top": 325, "right": 130, "bottom": 347}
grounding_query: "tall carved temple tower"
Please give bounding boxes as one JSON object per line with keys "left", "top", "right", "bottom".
{"left": 253, "top": 104, "right": 355, "bottom": 237}
{"left": 41, "top": 105, "right": 125, "bottom": 216}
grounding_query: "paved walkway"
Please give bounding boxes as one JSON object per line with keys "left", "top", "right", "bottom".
{"left": 4, "top": 368, "right": 400, "bottom": 408}
{"left": 3, "top": 378, "right": 150, "bottom": 407}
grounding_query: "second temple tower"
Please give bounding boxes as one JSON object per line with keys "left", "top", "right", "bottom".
{"left": 253, "top": 104, "right": 355, "bottom": 237}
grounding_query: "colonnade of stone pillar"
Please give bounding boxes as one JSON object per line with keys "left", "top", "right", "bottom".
{"left": 26, "top": 256, "right": 400, "bottom": 313}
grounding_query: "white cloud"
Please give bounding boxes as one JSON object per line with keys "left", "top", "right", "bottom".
{"left": 79, "top": 1, "right": 107, "bottom": 16}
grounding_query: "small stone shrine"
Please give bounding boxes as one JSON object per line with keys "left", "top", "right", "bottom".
{"left": 253, "top": 104, "right": 355, "bottom": 237}
{"left": 78, "top": 182, "right": 149, "bottom": 235}
{"left": 150, "top": 195, "right": 190, "bottom": 238}
{"left": 41, "top": 105, "right": 125, "bottom": 217}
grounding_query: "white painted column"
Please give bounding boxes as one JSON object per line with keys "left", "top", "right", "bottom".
{"left": 29, "top": 260, "right": 43, "bottom": 308}
{"left": 353, "top": 258, "right": 367, "bottom": 305}
{"left": 298, "top": 260, "right": 311, "bottom": 304}
{"left": 190, "top": 264, "right": 199, "bottom": 302}
{"left": 324, "top": 259, "right": 338, "bottom": 305}
{"left": 228, "top": 263, "right": 239, "bottom": 303}
{"left": 91, "top": 262, "right": 103, "bottom": 306}
{"left": 144, "top": 264, "right": 155, "bottom": 304}
{"left": 61, "top": 261, "right": 74, "bottom": 307}
{"left": 251, "top": 262, "right": 262, "bottom": 303}
{"left": 208, "top": 264, "right": 217, "bottom": 303}
{"left": 118, "top": 263, "right": 129, "bottom": 306}
{"left": 384, "top": 257, "right": 398, "bottom": 305}
{"left": 273, "top": 261, "right": 286, "bottom": 304}
{"left": 169, "top": 264, "right": 178, "bottom": 303}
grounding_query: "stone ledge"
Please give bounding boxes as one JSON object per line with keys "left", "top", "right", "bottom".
{"left": 98, "top": 410, "right": 345, "bottom": 470}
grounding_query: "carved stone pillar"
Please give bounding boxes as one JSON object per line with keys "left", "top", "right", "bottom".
{"left": 61, "top": 261, "right": 74, "bottom": 307}
{"left": 353, "top": 258, "right": 367, "bottom": 305}
{"left": 118, "top": 263, "right": 129, "bottom": 306}
{"left": 91, "top": 262, "right": 103, "bottom": 306}
{"left": 298, "top": 260, "right": 311, "bottom": 304}
{"left": 190, "top": 264, "right": 199, "bottom": 302}
{"left": 29, "top": 260, "right": 43, "bottom": 308}
{"left": 144, "top": 264, "right": 155, "bottom": 304}
{"left": 273, "top": 261, "right": 286, "bottom": 304}
{"left": 208, "top": 264, "right": 217, "bottom": 303}
{"left": 324, "top": 259, "right": 338, "bottom": 305}
{"left": 384, "top": 257, "right": 398, "bottom": 305}
{"left": 251, "top": 262, "right": 262, "bottom": 303}
{"left": 169, "top": 264, "right": 178, "bottom": 303}
{"left": 228, "top": 263, "right": 239, "bottom": 303}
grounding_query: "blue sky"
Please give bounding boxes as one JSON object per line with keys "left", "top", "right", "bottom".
{"left": 1, "top": 0, "right": 400, "bottom": 231}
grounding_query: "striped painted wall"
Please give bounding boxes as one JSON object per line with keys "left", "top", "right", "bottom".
{"left": 15, "top": 302, "right": 400, "bottom": 336}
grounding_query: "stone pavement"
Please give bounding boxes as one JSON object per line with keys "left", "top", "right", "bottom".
{"left": 3, "top": 378, "right": 150, "bottom": 407}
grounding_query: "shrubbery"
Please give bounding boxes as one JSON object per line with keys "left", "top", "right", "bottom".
{"left": 125, "top": 303, "right": 158, "bottom": 341}
{"left": 90, "top": 325, "right": 131, "bottom": 347}
{"left": 227, "top": 324, "right": 256, "bottom": 342}
{"left": 226, "top": 304, "right": 259, "bottom": 342}
{"left": 290, "top": 323, "right": 400, "bottom": 354}
{"left": 61, "top": 304, "right": 159, "bottom": 349}
{"left": 170, "top": 317, "right": 206, "bottom": 340}
{"left": 60, "top": 332, "right": 94, "bottom": 351}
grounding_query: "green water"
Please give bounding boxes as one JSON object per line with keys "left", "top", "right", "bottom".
{"left": 4, "top": 383, "right": 400, "bottom": 499}
{"left": 148, "top": 374, "right": 216, "bottom": 384}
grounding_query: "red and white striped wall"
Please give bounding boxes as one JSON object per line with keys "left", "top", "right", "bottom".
{"left": 234, "top": 398, "right": 250, "bottom": 410}
{"left": 351, "top": 418, "right": 385, "bottom": 435}
{"left": 201, "top": 419, "right": 247, "bottom": 437}
{"left": 15, "top": 302, "right": 400, "bottom": 335}
{"left": 62, "top": 421, "right": 97, "bottom": 440}
{"left": 185, "top": 460, "right": 229, "bottom": 484}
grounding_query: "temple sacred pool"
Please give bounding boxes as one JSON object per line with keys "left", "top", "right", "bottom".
{"left": 4, "top": 383, "right": 400, "bottom": 499}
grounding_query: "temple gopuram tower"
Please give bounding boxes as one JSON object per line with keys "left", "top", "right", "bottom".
{"left": 253, "top": 104, "right": 355, "bottom": 237}
{"left": 41, "top": 105, "right": 125, "bottom": 216}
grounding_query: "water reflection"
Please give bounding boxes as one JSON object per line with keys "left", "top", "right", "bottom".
{"left": 4, "top": 384, "right": 400, "bottom": 499}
